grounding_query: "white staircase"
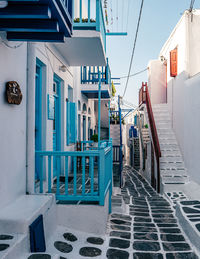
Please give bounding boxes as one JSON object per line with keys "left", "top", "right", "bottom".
{"left": 152, "top": 104, "right": 189, "bottom": 191}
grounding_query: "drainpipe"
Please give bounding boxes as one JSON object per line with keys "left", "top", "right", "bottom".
{"left": 26, "top": 43, "right": 36, "bottom": 194}
{"left": 98, "top": 71, "right": 101, "bottom": 149}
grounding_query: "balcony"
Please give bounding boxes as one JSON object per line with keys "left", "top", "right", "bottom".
{"left": 53, "top": 0, "right": 106, "bottom": 66}
{"left": 81, "top": 58, "right": 111, "bottom": 98}
{"left": 0, "top": 0, "right": 73, "bottom": 42}
{"left": 35, "top": 141, "right": 113, "bottom": 209}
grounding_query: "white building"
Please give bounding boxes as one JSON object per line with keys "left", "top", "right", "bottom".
{"left": 147, "top": 9, "right": 200, "bottom": 185}
{"left": 0, "top": 0, "right": 113, "bottom": 256}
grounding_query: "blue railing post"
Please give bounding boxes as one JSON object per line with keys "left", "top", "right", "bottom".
{"left": 109, "top": 145, "right": 113, "bottom": 213}
{"left": 80, "top": 0, "right": 82, "bottom": 22}
{"left": 118, "top": 95, "right": 123, "bottom": 187}
{"left": 99, "top": 148, "right": 105, "bottom": 205}
{"left": 88, "top": 0, "right": 91, "bottom": 22}
{"left": 98, "top": 71, "right": 101, "bottom": 149}
{"left": 40, "top": 155, "right": 43, "bottom": 193}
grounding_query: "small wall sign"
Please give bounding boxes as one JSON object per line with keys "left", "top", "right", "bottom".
{"left": 6, "top": 81, "right": 22, "bottom": 105}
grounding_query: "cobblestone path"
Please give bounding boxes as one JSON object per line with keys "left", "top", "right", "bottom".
{"left": 106, "top": 166, "right": 199, "bottom": 259}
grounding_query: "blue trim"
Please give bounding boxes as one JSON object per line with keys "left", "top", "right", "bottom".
{"left": 106, "top": 32, "right": 128, "bottom": 36}
{"left": 53, "top": 74, "right": 62, "bottom": 151}
{"left": 35, "top": 58, "right": 44, "bottom": 181}
{"left": 66, "top": 100, "right": 77, "bottom": 145}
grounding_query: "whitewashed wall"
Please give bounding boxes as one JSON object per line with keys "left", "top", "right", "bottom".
{"left": 148, "top": 11, "right": 200, "bottom": 183}
{"left": 0, "top": 40, "right": 27, "bottom": 208}
{"left": 148, "top": 60, "right": 167, "bottom": 105}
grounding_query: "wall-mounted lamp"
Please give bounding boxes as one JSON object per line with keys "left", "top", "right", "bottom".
{"left": 0, "top": 0, "right": 8, "bottom": 8}
{"left": 59, "top": 65, "right": 67, "bottom": 72}
{"left": 160, "top": 55, "right": 167, "bottom": 65}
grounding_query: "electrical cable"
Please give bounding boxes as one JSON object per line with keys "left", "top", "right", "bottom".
{"left": 120, "top": 67, "right": 148, "bottom": 79}
{"left": 122, "top": 0, "right": 145, "bottom": 98}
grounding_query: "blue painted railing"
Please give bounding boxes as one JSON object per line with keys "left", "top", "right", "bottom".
{"left": 81, "top": 58, "right": 111, "bottom": 85}
{"left": 73, "top": 0, "right": 106, "bottom": 50}
{"left": 35, "top": 145, "right": 113, "bottom": 212}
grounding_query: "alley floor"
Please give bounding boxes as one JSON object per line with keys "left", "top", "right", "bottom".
{"left": 24, "top": 166, "right": 199, "bottom": 258}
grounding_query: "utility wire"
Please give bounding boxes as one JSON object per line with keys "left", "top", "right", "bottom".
{"left": 120, "top": 67, "right": 148, "bottom": 79}
{"left": 189, "top": 0, "right": 195, "bottom": 11}
{"left": 123, "top": 0, "right": 145, "bottom": 98}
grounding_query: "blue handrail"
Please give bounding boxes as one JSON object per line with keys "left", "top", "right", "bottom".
{"left": 35, "top": 146, "right": 113, "bottom": 211}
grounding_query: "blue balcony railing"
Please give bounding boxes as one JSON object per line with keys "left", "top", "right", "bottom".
{"left": 35, "top": 144, "right": 113, "bottom": 211}
{"left": 73, "top": 0, "right": 106, "bottom": 50}
{"left": 81, "top": 58, "right": 111, "bottom": 85}
{"left": 1, "top": 0, "right": 73, "bottom": 41}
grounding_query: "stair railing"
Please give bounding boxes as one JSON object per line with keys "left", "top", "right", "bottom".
{"left": 139, "top": 82, "right": 161, "bottom": 193}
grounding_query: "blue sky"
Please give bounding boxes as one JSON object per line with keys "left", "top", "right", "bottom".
{"left": 106, "top": 0, "right": 198, "bottom": 106}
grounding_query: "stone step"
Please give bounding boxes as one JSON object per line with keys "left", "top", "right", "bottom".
{"left": 161, "top": 168, "right": 188, "bottom": 176}
{"left": 159, "top": 139, "right": 178, "bottom": 145}
{"left": 161, "top": 176, "right": 189, "bottom": 184}
{"left": 160, "top": 156, "right": 183, "bottom": 163}
{"left": 0, "top": 195, "right": 54, "bottom": 234}
{"left": 161, "top": 150, "right": 181, "bottom": 156}
{"left": 160, "top": 162, "right": 185, "bottom": 169}
{"left": 160, "top": 143, "right": 179, "bottom": 149}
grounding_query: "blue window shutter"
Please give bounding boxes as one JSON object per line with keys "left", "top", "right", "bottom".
{"left": 66, "top": 101, "right": 70, "bottom": 145}
{"left": 70, "top": 102, "right": 76, "bottom": 143}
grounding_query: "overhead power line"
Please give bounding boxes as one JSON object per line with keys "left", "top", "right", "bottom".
{"left": 120, "top": 67, "right": 148, "bottom": 79}
{"left": 122, "top": 0, "right": 145, "bottom": 98}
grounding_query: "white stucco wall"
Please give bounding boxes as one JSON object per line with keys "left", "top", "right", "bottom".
{"left": 148, "top": 10, "right": 200, "bottom": 183}
{"left": 148, "top": 60, "right": 167, "bottom": 105}
{"left": 0, "top": 40, "right": 27, "bottom": 208}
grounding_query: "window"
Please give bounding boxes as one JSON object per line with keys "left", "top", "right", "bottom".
{"left": 170, "top": 48, "right": 178, "bottom": 77}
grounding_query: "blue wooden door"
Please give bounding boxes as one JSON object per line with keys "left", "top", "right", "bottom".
{"left": 35, "top": 61, "right": 42, "bottom": 180}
